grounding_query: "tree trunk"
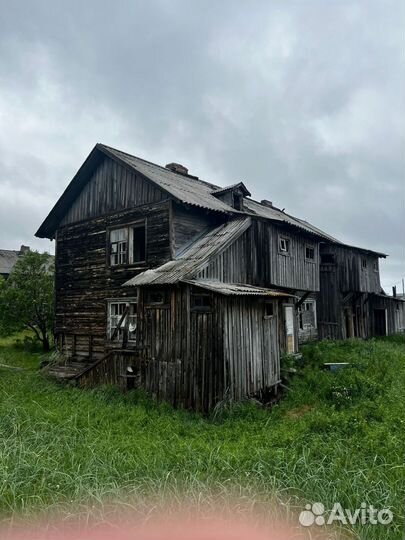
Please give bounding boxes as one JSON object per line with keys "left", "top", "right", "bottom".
{"left": 42, "top": 334, "right": 50, "bottom": 352}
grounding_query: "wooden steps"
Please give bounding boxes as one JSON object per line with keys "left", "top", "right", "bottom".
{"left": 45, "top": 360, "right": 94, "bottom": 381}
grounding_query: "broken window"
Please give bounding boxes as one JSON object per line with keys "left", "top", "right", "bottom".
{"left": 108, "top": 300, "right": 137, "bottom": 342}
{"left": 279, "top": 236, "right": 290, "bottom": 254}
{"left": 232, "top": 192, "right": 243, "bottom": 211}
{"left": 305, "top": 245, "right": 315, "bottom": 260}
{"left": 146, "top": 290, "right": 167, "bottom": 305}
{"left": 264, "top": 301, "right": 274, "bottom": 317}
{"left": 110, "top": 228, "right": 128, "bottom": 266}
{"left": 298, "top": 300, "right": 316, "bottom": 330}
{"left": 109, "top": 221, "right": 146, "bottom": 266}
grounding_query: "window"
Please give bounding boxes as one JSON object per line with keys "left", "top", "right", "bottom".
{"left": 321, "top": 253, "right": 335, "bottom": 264}
{"left": 361, "top": 258, "right": 367, "bottom": 269}
{"left": 109, "top": 222, "right": 146, "bottom": 266}
{"left": 264, "top": 302, "right": 274, "bottom": 317}
{"left": 298, "top": 300, "right": 316, "bottom": 330}
{"left": 108, "top": 300, "right": 137, "bottom": 342}
{"left": 305, "top": 245, "right": 315, "bottom": 261}
{"left": 232, "top": 192, "right": 243, "bottom": 211}
{"left": 279, "top": 236, "right": 290, "bottom": 254}
{"left": 146, "top": 290, "right": 166, "bottom": 305}
{"left": 373, "top": 261, "right": 379, "bottom": 272}
{"left": 110, "top": 228, "right": 128, "bottom": 266}
{"left": 191, "top": 291, "right": 212, "bottom": 311}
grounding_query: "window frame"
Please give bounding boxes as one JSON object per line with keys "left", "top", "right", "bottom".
{"left": 145, "top": 289, "right": 169, "bottom": 307}
{"left": 107, "top": 298, "right": 138, "bottom": 344}
{"left": 108, "top": 219, "right": 147, "bottom": 267}
{"left": 361, "top": 258, "right": 367, "bottom": 270}
{"left": 190, "top": 289, "right": 212, "bottom": 312}
{"left": 373, "top": 260, "right": 379, "bottom": 273}
{"left": 278, "top": 235, "right": 291, "bottom": 255}
{"left": 264, "top": 300, "right": 275, "bottom": 319}
{"left": 305, "top": 244, "right": 315, "bottom": 262}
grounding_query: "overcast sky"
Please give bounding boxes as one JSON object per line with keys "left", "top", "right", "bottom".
{"left": 0, "top": 0, "right": 403, "bottom": 291}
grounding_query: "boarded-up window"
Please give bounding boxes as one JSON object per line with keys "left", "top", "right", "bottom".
{"left": 108, "top": 300, "right": 137, "bottom": 342}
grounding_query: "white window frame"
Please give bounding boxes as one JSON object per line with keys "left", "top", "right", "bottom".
{"left": 109, "top": 220, "right": 146, "bottom": 267}
{"left": 279, "top": 235, "right": 290, "bottom": 255}
{"left": 107, "top": 298, "right": 137, "bottom": 343}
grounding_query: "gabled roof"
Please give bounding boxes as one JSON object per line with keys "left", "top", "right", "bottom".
{"left": 35, "top": 143, "right": 386, "bottom": 257}
{"left": 212, "top": 182, "right": 251, "bottom": 197}
{"left": 124, "top": 217, "right": 251, "bottom": 287}
{"left": 0, "top": 249, "right": 20, "bottom": 275}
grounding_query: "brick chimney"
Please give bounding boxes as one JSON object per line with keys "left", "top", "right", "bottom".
{"left": 19, "top": 245, "right": 30, "bottom": 254}
{"left": 165, "top": 163, "right": 189, "bottom": 175}
{"left": 261, "top": 200, "right": 273, "bottom": 208}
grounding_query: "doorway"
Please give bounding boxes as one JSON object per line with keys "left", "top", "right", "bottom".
{"left": 374, "top": 309, "right": 387, "bottom": 336}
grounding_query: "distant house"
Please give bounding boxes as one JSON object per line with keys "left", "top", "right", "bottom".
{"left": 35, "top": 143, "right": 403, "bottom": 410}
{"left": 0, "top": 246, "right": 30, "bottom": 279}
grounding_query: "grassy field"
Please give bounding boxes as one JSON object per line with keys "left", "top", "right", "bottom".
{"left": 0, "top": 334, "right": 404, "bottom": 539}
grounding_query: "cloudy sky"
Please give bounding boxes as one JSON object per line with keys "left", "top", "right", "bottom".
{"left": 0, "top": 0, "right": 403, "bottom": 290}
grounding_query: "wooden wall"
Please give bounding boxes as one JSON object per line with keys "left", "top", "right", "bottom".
{"left": 197, "top": 220, "right": 320, "bottom": 292}
{"left": 172, "top": 203, "right": 218, "bottom": 254}
{"left": 78, "top": 285, "right": 283, "bottom": 411}
{"left": 55, "top": 201, "right": 171, "bottom": 360}
{"left": 60, "top": 156, "right": 167, "bottom": 226}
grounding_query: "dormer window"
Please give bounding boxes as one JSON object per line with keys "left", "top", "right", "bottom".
{"left": 211, "top": 182, "right": 251, "bottom": 211}
{"left": 232, "top": 192, "right": 243, "bottom": 210}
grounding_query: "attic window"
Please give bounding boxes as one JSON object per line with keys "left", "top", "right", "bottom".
{"left": 305, "top": 246, "right": 315, "bottom": 261}
{"left": 361, "top": 258, "right": 367, "bottom": 269}
{"left": 373, "top": 261, "right": 378, "bottom": 272}
{"left": 279, "top": 236, "right": 290, "bottom": 254}
{"left": 232, "top": 192, "right": 243, "bottom": 211}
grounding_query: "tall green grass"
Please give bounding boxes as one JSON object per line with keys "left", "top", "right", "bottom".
{"left": 0, "top": 335, "right": 404, "bottom": 539}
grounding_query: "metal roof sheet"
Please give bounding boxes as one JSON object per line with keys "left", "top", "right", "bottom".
{"left": 0, "top": 250, "right": 20, "bottom": 275}
{"left": 124, "top": 217, "right": 251, "bottom": 287}
{"left": 185, "top": 279, "right": 295, "bottom": 297}
{"left": 100, "top": 144, "right": 237, "bottom": 215}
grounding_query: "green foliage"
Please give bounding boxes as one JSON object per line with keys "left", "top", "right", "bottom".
{"left": 0, "top": 335, "right": 404, "bottom": 539}
{"left": 0, "top": 251, "right": 54, "bottom": 350}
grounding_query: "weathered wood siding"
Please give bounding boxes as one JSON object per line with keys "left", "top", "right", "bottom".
{"left": 172, "top": 204, "right": 217, "bottom": 254}
{"left": 222, "top": 297, "right": 280, "bottom": 400}
{"left": 55, "top": 201, "right": 171, "bottom": 360}
{"left": 320, "top": 244, "right": 381, "bottom": 294}
{"left": 197, "top": 220, "right": 320, "bottom": 292}
{"left": 60, "top": 156, "right": 167, "bottom": 226}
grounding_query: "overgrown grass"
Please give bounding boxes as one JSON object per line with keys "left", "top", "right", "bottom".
{"left": 0, "top": 334, "right": 404, "bottom": 539}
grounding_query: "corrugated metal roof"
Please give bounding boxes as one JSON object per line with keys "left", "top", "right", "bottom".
{"left": 0, "top": 250, "right": 20, "bottom": 275}
{"left": 185, "top": 279, "right": 295, "bottom": 297}
{"left": 124, "top": 217, "right": 251, "bottom": 287}
{"left": 99, "top": 144, "right": 237, "bottom": 214}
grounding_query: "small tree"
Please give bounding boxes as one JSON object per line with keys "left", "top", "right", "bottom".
{"left": 0, "top": 251, "right": 54, "bottom": 351}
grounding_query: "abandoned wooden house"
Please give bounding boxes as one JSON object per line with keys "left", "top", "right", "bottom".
{"left": 318, "top": 243, "right": 405, "bottom": 339}
{"left": 35, "top": 143, "right": 403, "bottom": 410}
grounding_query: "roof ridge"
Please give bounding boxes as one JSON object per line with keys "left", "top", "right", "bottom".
{"left": 97, "top": 143, "right": 221, "bottom": 191}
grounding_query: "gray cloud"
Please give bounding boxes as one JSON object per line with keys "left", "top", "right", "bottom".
{"left": 0, "top": 0, "right": 403, "bottom": 291}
